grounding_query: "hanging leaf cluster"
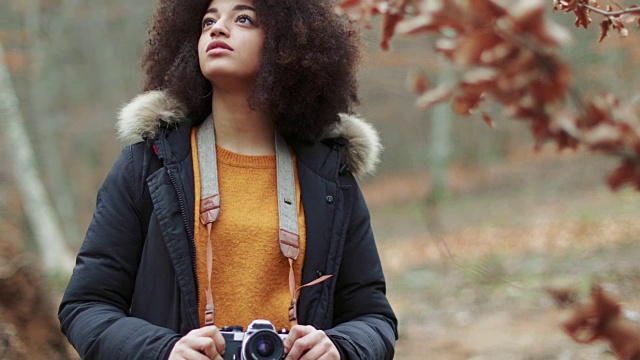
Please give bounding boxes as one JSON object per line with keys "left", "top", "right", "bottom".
{"left": 338, "top": 0, "right": 640, "bottom": 190}
{"left": 553, "top": 0, "right": 640, "bottom": 42}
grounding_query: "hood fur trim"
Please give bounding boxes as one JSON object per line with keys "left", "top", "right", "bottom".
{"left": 329, "top": 114, "right": 382, "bottom": 177}
{"left": 117, "top": 90, "right": 188, "bottom": 143}
{"left": 117, "top": 91, "right": 381, "bottom": 177}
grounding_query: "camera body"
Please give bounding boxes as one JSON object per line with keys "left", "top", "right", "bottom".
{"left": 221, "top": 319, "right": 288, "bottom": 360}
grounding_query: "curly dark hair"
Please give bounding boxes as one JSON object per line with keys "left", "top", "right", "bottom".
{"left": 142, "top": 0, "right": 360, "bottom": 142}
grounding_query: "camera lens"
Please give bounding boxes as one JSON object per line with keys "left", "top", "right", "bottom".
{"left": 255, "top": 339, "right": 274, "bottom": 357}
{"left": 243, "top": 330, "right": 284, "bottom": 360}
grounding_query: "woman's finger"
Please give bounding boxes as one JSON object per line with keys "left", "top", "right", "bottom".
{"left": 183, "top": 326, "right": 225, "bottom": 357}
{"left": 287, "top": 328, "right": 339, "bottom": 360}
{"left": 283, "top": 325, "right": 314, "bottom": 354}
{"left": 196, "top": 325, "right": 226, "bottom": 356}
{"left": 172, "top": 346, "right": 212, "bottom": 360}
{"left": 298, "top": 335, "right": 339, "bottom": 360}
{"left": 285, "top": 327, "right": 322, "bottom": 360}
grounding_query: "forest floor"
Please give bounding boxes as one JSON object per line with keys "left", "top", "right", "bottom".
{"left": 363, "top": 147, "right": 640, "bottom": 359}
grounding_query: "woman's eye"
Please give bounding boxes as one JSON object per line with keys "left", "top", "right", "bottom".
{"left": 202, "top": 18, "right": 215, "bottom": 28}
{"left": 236, "top": 15, "right": 254, "bottom": 25}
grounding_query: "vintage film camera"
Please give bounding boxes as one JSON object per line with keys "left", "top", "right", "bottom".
{"left": 221, "top": 319, "right": 288, "bottom": 360}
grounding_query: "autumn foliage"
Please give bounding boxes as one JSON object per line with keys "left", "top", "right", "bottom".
{"left": 547, "top": 285, "right": 640, "bottom": 359}
{"left": 553, "top": 0, "right": 640, "bottom": 41}
{"left": 338, "top": 0, "right": 640, "bottom": 190}
{"left": 338, "top": 0, "right": 640, "bottom": 355}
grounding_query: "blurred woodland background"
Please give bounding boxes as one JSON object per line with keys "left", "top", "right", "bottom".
{"left": 1, "top": 0, "right": 640, "bottom": 358}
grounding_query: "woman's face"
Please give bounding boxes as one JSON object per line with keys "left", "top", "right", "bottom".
{"left": 198, "top": 0, "right": 265, "bottom": 88}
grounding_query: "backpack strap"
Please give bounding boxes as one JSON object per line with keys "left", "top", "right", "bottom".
{"left": 195, "top": 115, "right": 322, "bottom": 328}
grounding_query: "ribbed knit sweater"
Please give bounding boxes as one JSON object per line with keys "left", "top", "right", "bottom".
{"left": 191, "top": 129, "right": 306, "bottom": 331}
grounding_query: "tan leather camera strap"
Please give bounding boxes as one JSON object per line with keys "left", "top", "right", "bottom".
{"left": 287, "top": 259, "right": 333, "bottom": 326}
{"left": 196, "top": 115, "right": 330, "bottom": 328}
{"left": 196, "top": 116, "right": 221, "bottom": 326}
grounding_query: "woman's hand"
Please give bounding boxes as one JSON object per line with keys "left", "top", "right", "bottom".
{"left": 168, "top": 326, "right": 226, "bottom": 360}
{"left": 283, "top": 325, "right": 340, "bottom": 360}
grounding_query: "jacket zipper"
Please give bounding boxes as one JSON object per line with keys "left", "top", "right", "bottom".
{"left": 166, "top": 167, "right": 200, "bottom": 325}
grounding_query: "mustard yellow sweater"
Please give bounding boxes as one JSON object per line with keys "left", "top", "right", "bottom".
{"left": 191, "top": 129, "right": 306, "bottom": 330}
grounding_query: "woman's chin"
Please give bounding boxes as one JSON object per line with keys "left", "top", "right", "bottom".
{"left": 204, "top": 71, "right": 258, "bottom": 91}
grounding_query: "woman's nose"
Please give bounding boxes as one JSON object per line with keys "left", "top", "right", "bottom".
{"left": 210, "top": 20, "right": 229, "bottom": 37}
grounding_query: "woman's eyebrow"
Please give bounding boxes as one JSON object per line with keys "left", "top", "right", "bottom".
{"left": 232, "top": 4, "right": 256, "bottom": 12}
{"left": 204, "top": 5, "right": 256, "bottom": 15}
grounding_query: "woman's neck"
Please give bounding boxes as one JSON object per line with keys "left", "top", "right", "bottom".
{"left": 211, "top": 90, "right": 275, "bottom": 156}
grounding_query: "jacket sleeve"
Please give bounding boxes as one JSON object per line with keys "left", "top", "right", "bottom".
{"left": 325, "top": 172, "right": 398, "bottom": 360}
{"left": 58, "top": 145, "right": 181, "bottom": 360}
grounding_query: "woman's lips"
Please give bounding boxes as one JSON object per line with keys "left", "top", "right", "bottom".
{"left": 207, "top": 41, "right": 233, "bottom": 55}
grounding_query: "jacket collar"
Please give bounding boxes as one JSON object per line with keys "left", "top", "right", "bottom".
{"left": 117, "top": 90, "right": 382, "bottom": 177}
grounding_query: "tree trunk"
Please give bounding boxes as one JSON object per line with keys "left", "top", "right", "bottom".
{"left": 422, "top": 62, "right": 454, "bottom": 234}
{"left": 0, "top": 42, "right": 74, "bottom": 277}
{"left": 427, "top": 62, "right": 453, "bottom": 204}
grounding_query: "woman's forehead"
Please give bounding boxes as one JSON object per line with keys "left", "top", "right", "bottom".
{"left": 207, "top": 0, "right": 256, "bottom": 9}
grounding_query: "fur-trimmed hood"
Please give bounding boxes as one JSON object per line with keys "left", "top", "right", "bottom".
{"left": 117, "top": 90, "right": 382, "bottom": 177}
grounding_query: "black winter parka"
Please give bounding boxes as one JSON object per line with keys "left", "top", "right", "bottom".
{"left": 58, "top": 91, "right": 398, "bottom": 360}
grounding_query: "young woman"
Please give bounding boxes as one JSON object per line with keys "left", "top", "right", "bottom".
{"left": 58, "top": 0, "right": 397, "bottom": 359}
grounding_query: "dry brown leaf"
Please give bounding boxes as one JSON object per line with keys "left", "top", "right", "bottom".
{"left": 575, "top": 6, "right": 593, "bottom": 29}
{"left": 544, "top": 286, "right": 578, "bottom": 308}
{"left": 468, "top": 0, "right": 508, "bottom": 21}
{"left": 453, "top": 30, "right": 503, "bottom": 66}
{"left": 452, "top": 94, "right": 482, "bottom": 115}
{"left": 582, "top": 124, "right": 622, "bottom": 152}
{"left": 562, "top": 285, "right": 640, "bottom": 358}
{"left": 416, "top": 83, "right": 455, "bottom": 111}
{"left": 608, "top": 161, "right": 640, "bottom": 190}
{"left": 380, "top": 0, "right": 408, "bottom": 50}
{"left": 407, "top": 70, "right": 429, "bottom": 94}
{"left": 481, "top": 112, "right": 496, "bottom": 129}
{"left": 395, "top": 15, "right": 436, "bottom": 35}
{"left": 599, "top": 20, "right": 611, "bottom": 42}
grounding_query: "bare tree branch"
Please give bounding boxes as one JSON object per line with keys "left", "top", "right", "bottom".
{"left": 581, "top": 2, "right": 640, "bottom": 17}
